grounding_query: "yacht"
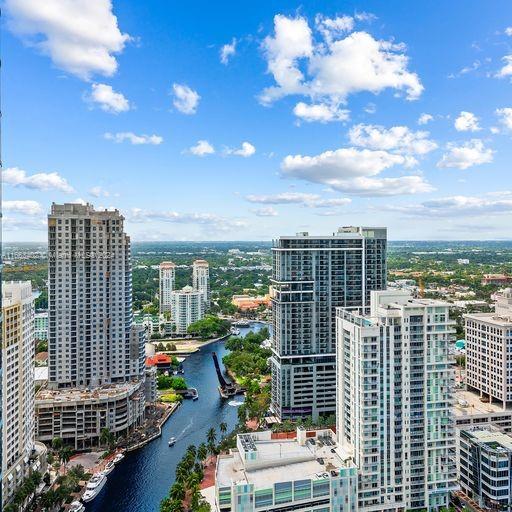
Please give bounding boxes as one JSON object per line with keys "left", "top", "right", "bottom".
{"left": 113, "top": 452, "right": 125, "bottom": 464}
{"left": 82, "top": 472, "right": 107, "bottom": 502}
{"left": 103, "top": 459, "right": 115, "bottom": 475}
{"left": 230, "top": 327, "right": 240, "bottom": 335}
{"left": 168, "top": 437, "right": 176, "bottom": 446}
{"left": 69, "top": 501, "right": 85, "bottom": 512}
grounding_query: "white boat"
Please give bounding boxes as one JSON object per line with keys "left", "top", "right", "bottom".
{"left": 168, "top": 437, "right": 176, "bottom": 446}
{"left": 82, "top": 472, "right": 107, "bottom": 502}
{"left": 113, "top": 452, "right": 125, "bottom": 464}
{"left": 103, "top": 459, "right": 115, "bottom": 475}
{"left": 230, "top": 327, "right": 240, "bottom": 335}
{"left": 69, "top": 501, "right": 85, "bottom": 512}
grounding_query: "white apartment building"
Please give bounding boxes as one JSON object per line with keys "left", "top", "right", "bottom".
{"left": 34, "top": 311, "right": 48, "bottom": 341}
{"left": 336, "top": 290, "right": 457, "bottom": 511}
{"left": 171, "top": 285, "right": 203, "bottom": 335}
{"left": 465, "top": 288, "right": 512, "bottom": 408}
{"left": 159, "top": 261, "right": 176, "bottom": 313}
{"left": 192, "top": 259, "right": 210, "bottom": 310}
{"left": 2, "top": 281, "right": 36, "bottom": 506}
{"left": 211, "top": 428, "right": 358, "bottom": 512}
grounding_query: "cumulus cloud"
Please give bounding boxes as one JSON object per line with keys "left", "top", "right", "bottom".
{"left": 104, "top": 132, "right": 163, "bottom": 145}
{"left": 259, "top": 14, "right": 423, "bottom": 117}
{"left": 220, "top": 38, "right": 237, "bottom": 64}
{"left": 225, "top": 142, "right": 256, "bottom": 157}
{"left": 293, "top": 102, "right": 349, "bottom": 123}
{"left": 246, "top": 192, "right": 351, "bottom": 208}
{"left": 4, "top": 199, "right": 43, "bottom": 215}
{"left": 87, "top": 83, "right": 130, "bottom": 113}
{"left": 418, "top": 113, "right": 433, "bottom": 125}
{"left": 348, "top": 124, "right": 438, "bottom": 155}
{"left": 496, "top": 107, "right": 512, "bottom": 131}
{"left": 506, "top": 27, "right": 512, "bottom": 36}
{"left": 172, "top": 83, "right": 200, "bottom": 114}
{"left": 251, "top": 206, "right": 278, "bottom": 217}
{"left": 4, "top": 0, "right": 130, "bottom": 80}
{"left": 3, "top": 216, "right": 46, "bottom": 231}
{"left": 280, "top": 147, "right": 433, "bottom": 196}
{"left": 89, "top": 186, "right": 110, "bottom": 198}
{"left": 3, "top": 166, "right": 74, "bottom": 193}
{"left": 454, "top": 111, "right": 481, "bottom": 132}
{"left": 497, "top": 55, "right": 512, "bottom": 79}
{"left": 188, "top": 140, "right": 215, "bottom": 156}
{"left": 437, "top": 139, "right": 494, "bottom": 170}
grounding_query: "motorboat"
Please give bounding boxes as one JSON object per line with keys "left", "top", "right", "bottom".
{"left": 103, "top": 459, "right": 115, "bottom": 475}
{"left": 82, "top": 472, "right": 107, "bottom": 502}
{"left": 230, "top": 327, "right": 240, "bottom": 335}
{"left": 69, "top": 501, "right": 85, "bottom": 512}
{"left": 113, "top": 452, "right": 125, "bottom": 464}
{"left": 168, "top": 437, "right": 176, "bottom": 446}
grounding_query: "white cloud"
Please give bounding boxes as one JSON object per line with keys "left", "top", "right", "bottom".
{"left": 87, "top": 83, "right": 130, "bottom": 113}
{"left": 315, "top": 15, "right": 354, "bottom": 43}
{"left": 4, "top": 0, "right": 130, "bottom": 80}
{"left": 104, "top": 132, "right": 163, "bottom": 145}
{"left": 454, "top": 111, "right": 481, "bottom": 132}
{"left": 437, "top": 139, "right": 494, "bottom": 170}
{"left": 418, "top": 113, "right": 433, "bottom": 125}
{"left": 280, "top": 147, "right": 433, "bottom": 196}
{"left": 364, "top": 102, "right": 376, "bottom": 114}
{"left": 246, "top": 192, "right": 351, "bottom": 208}
{"left": 220, "top": 38, "right": 237, "bottom": 65}
{"left": 188, "top": 140, "right": 215, "bottom": 156}
{"left": 348, "top": 124, "right": 438, "bottom": 155}
{"left": 251, "top": 207, "right": 278, "bottom": 217}
{"left": 89, "top": 186, "right": 110, "bottom": 198}
{"left": 3, "top": 166, "right": 74, "bottom": 193}
{"left": 260, "top": 15, "right": 423, "bottom": 112}
{"left": 293, "top": 102, "right": 349, "bottom": 123}
{"left": 506, "top": 27, "right": 512, "bottom": 36}
{"left": 172, "top": 83, "right": 200, "bottom": 114}
{"left": 496, "top": 107, "right": 512, "bottom": 131}
{"left": 4, "top": 199, "right": 43, "bottom": 215}
{"left": 354, "top": 12, "right": 377, "bottom": 22}
{"left": 3, "top": 216, "right": 46, "bottom": 231}
{"left": 225, "top": 142, "right": 256, "bottom": 157}
{"left": 497, "top": 55, "right": 512, "bottom": 79}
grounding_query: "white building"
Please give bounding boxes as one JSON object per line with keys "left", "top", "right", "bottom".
{"left": 171, "top": 285, "right": 203, "bottom": 335}
{"left": 159, "top": 261, "right": 176, "bottom": 313}
{"left": 2, "top": 281, "right": 36, "bottom": 506}
{"left": 211, "top": 428, "right": 358, "bottom": 512}
{"left": 192, "top": 259, "right": 210, "bottom": 310}
{"left": 336, "top": 290, "right": 457, "bottom": 511}
{"left": 34, "top": 311, "right": 48, "bottom": 341}
{"left": 465, "top": 288, "right": 512, "bottom": 408}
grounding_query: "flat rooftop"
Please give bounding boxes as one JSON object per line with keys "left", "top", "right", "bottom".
{"left": 465, "top": 311, "right": 512, "bottom": 326}
{"left": 36, "top": 381, "right": 141, "bottom": 404}
{"left": 464, "top": 428, "right": 512, "bottom": 451}
{"left": 217, "top": 431, "right": 354, "bottom": 489}
{"left": 454, "top": 390, "right": 512, "bottom": 417}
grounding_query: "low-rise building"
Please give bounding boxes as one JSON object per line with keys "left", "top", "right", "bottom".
{"left": 458, "top": 426, "right": 512, "bottom": 509}
{"left": 34, "top": 310, "right": 48, "bottom": 341}
{"left": 231, "top": 294, "right": 271, "bottom": 312}
{"left": 211, "top": 428, "right": 358, "bottom": 512}
{"left": 481, "top": 274, "right": 512, "bottom": 286}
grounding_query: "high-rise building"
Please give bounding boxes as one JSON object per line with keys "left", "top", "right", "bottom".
{"left": 465, "top": 288, "right": 512, "bottom": 408}
{"left": 171, "top": 285, "right": 203, "bottom": 335}
{"left": 192, "top": 259, "right": 210, "bottom": 310}
{"left": 47, "top": 203, "right": 144, "bottom": 388}
{"left": 35, "top": 203, "right": 146, "bottom": 448}
{"left": 2, "top": 282, "right": 35, "bottom": 505}
{"left": 159, "top": 261, "right": 176, "bottom": 313}
{"left": 337, "top": 290, "right": 457, "bottom": 511}
{"left": 270, "top": 227, "right": 387, "bottom": 420}
{"left": 34, "top": 310, "right": 48, "bottom": 341}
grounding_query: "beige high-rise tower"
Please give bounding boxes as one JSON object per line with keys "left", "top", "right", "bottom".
{"left": 192, "top": 259, "right": 210, "bottom": 311}
{"left": 159, "top": 261, "right": 176, "bottom": 313}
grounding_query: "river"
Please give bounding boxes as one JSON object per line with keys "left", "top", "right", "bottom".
{"left": 86, "top": 322, "right": 266, "bottom": 512}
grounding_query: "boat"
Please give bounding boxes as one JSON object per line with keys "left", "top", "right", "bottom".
{"left": 168, "top": 437, "right": 176, "bottom": 446}
{"left": 69, "top": 501, "right": 85, "bottom": 512}
{"left": 103, "top": 459, "right": 115, "bottom": 475}
{"left": 113, "top": 452, "right": 125, "bottom": 464}
{"left": 230, "top": 327, "right": 241, "bottom": 335}
{"left": 82, "top": 472, "right": 107, "bottom": 502}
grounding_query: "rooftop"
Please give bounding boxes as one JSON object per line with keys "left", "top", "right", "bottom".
{"left": 453, "top": 389, "right": 512, "bottom": 417}
{"left": 463, "top": 426, "right": 512, "bottom": 452}
{"left": 36, "top": 381, "right": 141, "bottom": 404}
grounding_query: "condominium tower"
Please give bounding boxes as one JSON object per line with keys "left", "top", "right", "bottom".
{"left": 270, "top": 227, "right": 387, "bottom": 420}
{"left": 2, "top": 282, "right": 35, "bottom": 506}
{"left": 171, "top": 285, "right": 203, "bottom": 335}
{"left": 337, "top": 290, "right": 457, "bottom": 510}
{"left": 192, "top": 259, "right": 210, "bottom": 310}
{"left": 465, "top": 288, "right": 512, "bottom": 407}
{"left": 159, "top": 261, "right": 176, "bottom": 313}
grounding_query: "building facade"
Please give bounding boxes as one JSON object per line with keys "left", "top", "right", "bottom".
{"left": 213, "top": 428, "right": 358, "bottom": 512}
{"left": 465, "top": 288, "right": 512, "bottom": 408}
{"left": 337, "top": 290, "right": 457, "bottom": 511}
{"left": 171, "top": 285, "right": 203, "bottom": 335}
{"left": 47, "top": 203, "right": 145, "bottom": 388}
{"left": 159, "top": 261, "right": 176, "bottom": 313}
{"left": 2, "top": 282, "right": 35, "bottom": 506}
{"left": 34, "top": 311, "right": 48, "bottom": 341}
{"left": 270, "top": 227, "right": 387, "bottom": 421}
{"left": 192, "top": 259, "right": 210, "bottom": 310}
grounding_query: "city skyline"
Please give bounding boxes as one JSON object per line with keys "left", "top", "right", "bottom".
{"left": 3, "top": 1, "right": 512, "bottom": 242}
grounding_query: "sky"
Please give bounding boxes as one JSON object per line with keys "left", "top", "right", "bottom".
{"left": 3, "top": 0, "right": 512, "bottom": 242}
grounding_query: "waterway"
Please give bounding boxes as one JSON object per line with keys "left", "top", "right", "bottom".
{"left": 87, "top": 322, "right": 266, "bottom": 512}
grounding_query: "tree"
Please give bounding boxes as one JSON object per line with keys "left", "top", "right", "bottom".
{"left": 219, "top": 422, "right": 228, "bottom": 438}
{"left": 197, "top": 443, "right": 208, "bottom": 464}
{"left": 51, "top": 437, "right": 63, "bottom": 452}
{"left": 206, "top": 427, "right": 217, "bottom": 446}
{"left": 186, "top": 444, "right": 197, "bottom": 460}
{"left": 100, "top": 428, "right": 115, "bottom": 449}
{"left": 59, "top": 446, "right": 73, "bottom": 474}
{"left": 169, "top": 482, "right": 185, "bottom": 502}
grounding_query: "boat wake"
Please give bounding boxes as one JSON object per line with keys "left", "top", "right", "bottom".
{"left": 228, "top": 400, "right": 243, "bottom": 407}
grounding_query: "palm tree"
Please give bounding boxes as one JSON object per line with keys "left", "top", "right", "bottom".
{"left": 169, "top": 482, "right": 185, "bottom": 502}
{"left": 186, "top": 472, "right": 199, "bottom": 489}
{"left": 100, "top": 427, "right": 115, "bottom": 449}
{"left": 175, "top": 463, "right": 189, "bottom": 484}
{"left": 51, "top": 436, "right": 63, "bottom": 452}
{"left": 219, "top": 422, "right": 228, "bottom": 437}
{"left": 197, "top": 443, "right": 208, "bottom": 464}
{"left": 186, "top": 444, "right": 197, "bottom": 460}
{"left": 59, "top": 446, "right": 73, "bottom": 474}
{"left": 206, "top": 427, "right": 217, "bottom": 446}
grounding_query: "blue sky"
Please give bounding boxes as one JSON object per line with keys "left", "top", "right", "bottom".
{"left": 3, "top": 0, "right": 512, "bottom": 241}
